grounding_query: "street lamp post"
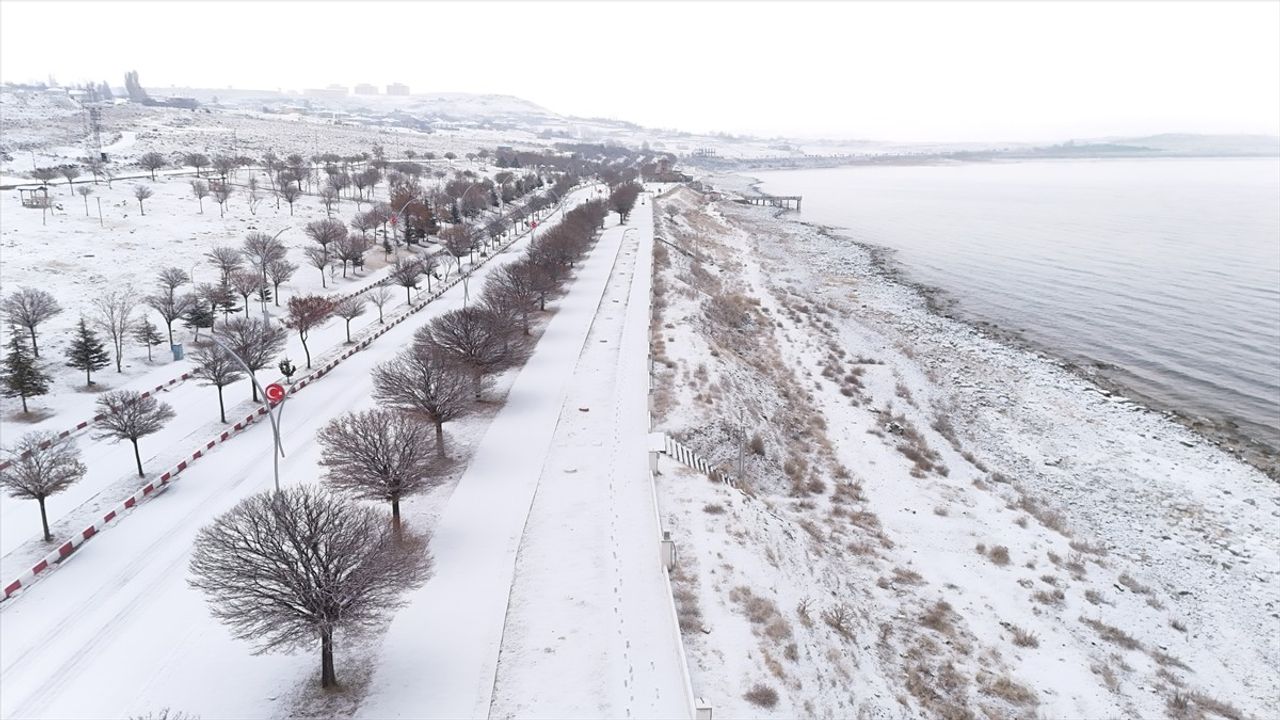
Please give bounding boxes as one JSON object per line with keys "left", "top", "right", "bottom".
{"left": 208, "top": 335, "right": 287, "bottom": 493}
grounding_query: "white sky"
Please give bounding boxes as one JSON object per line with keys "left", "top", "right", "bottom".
{"left": 1, "top": 0, "right": 1277, "bottom": 143}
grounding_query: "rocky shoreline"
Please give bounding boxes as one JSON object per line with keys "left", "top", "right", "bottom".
{"left": 728, "top": 172, "right": 1279, "bottom": 481}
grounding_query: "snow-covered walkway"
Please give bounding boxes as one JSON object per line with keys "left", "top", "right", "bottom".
{"left": 357, "top": 198, "right": 689, "bottom": 719}
{"left": 488, "top": 196, "right": 689, "bottom": 719}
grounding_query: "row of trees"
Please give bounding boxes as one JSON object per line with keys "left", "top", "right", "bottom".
{"left": 183, "top": 196, "right": 613, "bottom": 687}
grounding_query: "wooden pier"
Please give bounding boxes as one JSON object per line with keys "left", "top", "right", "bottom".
{"left": 742, "top": 194, "right": 802, "bottom": 211}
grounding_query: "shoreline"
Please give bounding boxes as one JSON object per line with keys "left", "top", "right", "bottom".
{"left": 728, "top": 172, "right": 1279, "bottom": 481}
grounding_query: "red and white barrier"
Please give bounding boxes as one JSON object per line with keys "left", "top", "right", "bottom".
{"left": 0, "top": 372, "right": 195, "bottom": 472}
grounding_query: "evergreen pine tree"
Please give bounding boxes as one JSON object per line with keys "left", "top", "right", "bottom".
{"left": 183, "top": 303, "right": 216, "bottom": 342}
{"left": 65, "top": 318, "right": 110, "bottom": 386}
{"left": 132, "top": 316, "right": 164, "bottom": 362}
{"left": 2, "top": 331, "right": 50, "bottom": 413}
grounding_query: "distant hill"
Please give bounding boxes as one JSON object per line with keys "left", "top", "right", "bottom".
{"left": 1086, "top": 133, "right": 1280, "bottom": 157}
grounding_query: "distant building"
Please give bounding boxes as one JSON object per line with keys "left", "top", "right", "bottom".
{"left": 354, "top": 83, "right": 378, "bottom": 95}
{"left": 386, "top": 83, "right": 410, "bottom": 96}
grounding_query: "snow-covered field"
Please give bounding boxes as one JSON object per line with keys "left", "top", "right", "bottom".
{"left": 648, "top": 185, "right": 1277, "bottom": 719}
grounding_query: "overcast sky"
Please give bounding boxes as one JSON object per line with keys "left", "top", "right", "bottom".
{"left": 2, "top": 0, "right": 1277, "bottom": 143}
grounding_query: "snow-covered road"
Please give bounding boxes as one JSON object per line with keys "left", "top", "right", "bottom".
{"left": 0, "top": 186, "right": 600, "bottom": 719}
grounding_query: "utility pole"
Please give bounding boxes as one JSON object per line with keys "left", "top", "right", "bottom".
{"left": 96, "top": 197, "right": 103, "bottom": 228}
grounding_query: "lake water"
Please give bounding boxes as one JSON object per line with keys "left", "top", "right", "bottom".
{"left": 756, "top": 159, "right": 1280, "bottom": 451}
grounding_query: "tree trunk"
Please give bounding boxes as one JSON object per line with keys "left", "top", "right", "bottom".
{"left": 198, "top": 197, "right": 203, "bottom": 214}
{"left": 319, "top": 269, "right": 326, "bottom": 288}
{"left": 250, "top": 372, "right": 260, "bottom": 402}
{"left": 86, "top": 366, "right": 92, "bottom": 386}
{"left": 377, "top": 305, "right": 384, "bottom": 323}
{"left": 345, "top": 320, "right": 352, "bottom": 343}
{"left": 21, "top": 393, "right": 29, "bottom": 413}
{"left": 28, "top": 327, "right": 39, "bottom": 358}
{"left": 131, "top": 438, "right": 144, "bottom": 477}
{"left": 139, "top": 199, "right": 145, "bottom": 215}
{"left": 217, "top": 385, "right": 226, "bottom": 423}
{"left": 273, "top": 283, "right": 281, "bottom": 306}
{"left": 435, "top": 421, "right": 445, "bottom": 457}
{"left": 83, "top": 196, "right": 89, "bottom": 215}
{"left": 165, "top": 320, "right": 174, "bottom": 346}
{"left": 391, "top": 498, "right": 402, "bottom": 540}
{"left": 320, "top": 628, "right": 337, "bottom": 688}
{"left": 301, "top": 333, "right": 312, "bottom": 369}
{"left": 38, "top": 497, "right": 50, "bottom": 541}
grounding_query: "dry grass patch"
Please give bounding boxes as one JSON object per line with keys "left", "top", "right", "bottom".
{"left": 977, "top": 671, "right": 1038, "bottom": 706}
{"left": 1079, "top": 616, "right": 1141, "bottom": 651}
{"left": 1007, "top": 624, "right": 1040, "bottom": 648}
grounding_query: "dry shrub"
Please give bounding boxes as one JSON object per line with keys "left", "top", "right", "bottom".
{"left": 1170, "top": 617, "right": 1187, "bottom": 633}
{"left": 988, "top": 545, "right": 1011, "bottom": 566}
{"left": 1017, "top": 495, "right": 1072, "bottom": 537}
{"left": 1118, "top": 573, "right": 1152, "bottom": 595}
{"left": 1085, "top": 589, "right": 1111, "bottom": 606}
{"left": 702, "top": 503, "right": 726, "bottom": 515}
{"left": 893, "top": 567, "right": 925, "bottom": 585}
{"left": 748, "top": 432, "right": 765, "bottom": 456}
{"left": 1092, "top": 662, "right": 1121, "bottom": 693}
{"left": 1009, "top": 625, "right": 1040, "bottom": 648}
{"left": 920, "top": 600, "right": 955, "bottom": 635}
{"left": 822, "top": 602, "right": 853, "bottom": 637}
{"left": 933, "top": 505, "right": 949, "bottom": 516}
{"left": 1069, "top": 538, "right": 1109, "bottom": 556}
{"left": 743, "top": 683, "right": 779, "bottom": 709}
{"left": 1079, "top": 616, "right": 1141, "bottom": 651}
{"left": 1032, "top": 588, "right": 1065, "bottom": 607}
{"left": 1150, "top": 648, "right": 1190, "bottom": 670}
{"left": 978, "top": 671, "right": 1038, "bottom": 706}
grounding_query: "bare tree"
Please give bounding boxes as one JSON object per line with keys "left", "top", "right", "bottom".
{"left": 212, "top": 183, "right": 233, "bottom": 217}
{"left": 320, "top": 187, "right": 339, "bottom": 217}
{"left": 483, "top": 261, "right": 538, "bottom": 334}
{"left": 229, "top": 270, "right": 262, "bottom": 319}
{"left": 190, "top": 179, "right": 210, "bottom": 213}
{"left": 206, "top": 246, "right": 244, "bottom": 284}
{"left": 183, "top": 152, "right": 211, "bottom": 177}
{"left": 305, "top": 218, "right": 348, "bottom": 254}
{"left": 418, "top": 307, "right": 526, "bottom": 399}
{"left": 158, "top": 266, "right": 191, "bottom": 294}
{"left": 388, "top": 257, "right": 422, "bottom": 303}
{"left": 215, "top": 316, "right": 287, "bottom": 401}
{"left": 304, "top": 246, "right": 331, "bottom": 288}
{"left": 285, "top": 295, "right": 335, "bottom": 369}
{"left": 133, "top": 185, "right": 154, "bottom": 215}
{"left": 372, "top": 343, "right": 472, "bottom": 456}
{"left": 369, "top": 285, "right": 394, "bottom": 323}
{"left": 332, "top": 297, "right": 366, "bottom": 343}
{"left": 138, "top": 152, "right": 166, "bottom": 181}
{"left": 94, "top": 390, "right": 176, "bottom": 477}
{"left": 93, "top": 288, "right": 139, "bottom": 373}
{"left": 146, "top": 283, "right": 194, "bottom": 348}
{"left": 188, "top": 485, "right": 427, "bottom": 688}
{"left": 318, "top": 409, "right": 440, "bottom": 535}
{"left": 77, "top": 184, "right": 94, "bottom": 215}
{"left": 0, "top": 432, "right": 86, "bottom": 541}
{"left": 279, "top": 183, "right": 302, "bottom": 215}
{"left": 192, "top": 345, "right": 244, "bottom": 423}
{"left": 2, "top": 287, "right": 62, "bottom": 358}
{"left": 265, "top": 259, "right": 298, "bottom": 305}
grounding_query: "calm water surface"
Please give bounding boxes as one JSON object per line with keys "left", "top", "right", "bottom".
{"left": 757, "top": 159, "right": 1280, "bottom": 449}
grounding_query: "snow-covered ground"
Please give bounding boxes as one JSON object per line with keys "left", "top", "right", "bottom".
{"left": 647, "top": 185, "right": 1277, "bottom": 719}
{"left": 0, "top": 184, "right": 608, "bottom": 718}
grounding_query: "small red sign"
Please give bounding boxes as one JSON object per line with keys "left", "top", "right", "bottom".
{"left": 265, "top": 383, "right": 285, "bottom": 403}
{"left": 530, "top": 221, "right": 539, "bottom": 229}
